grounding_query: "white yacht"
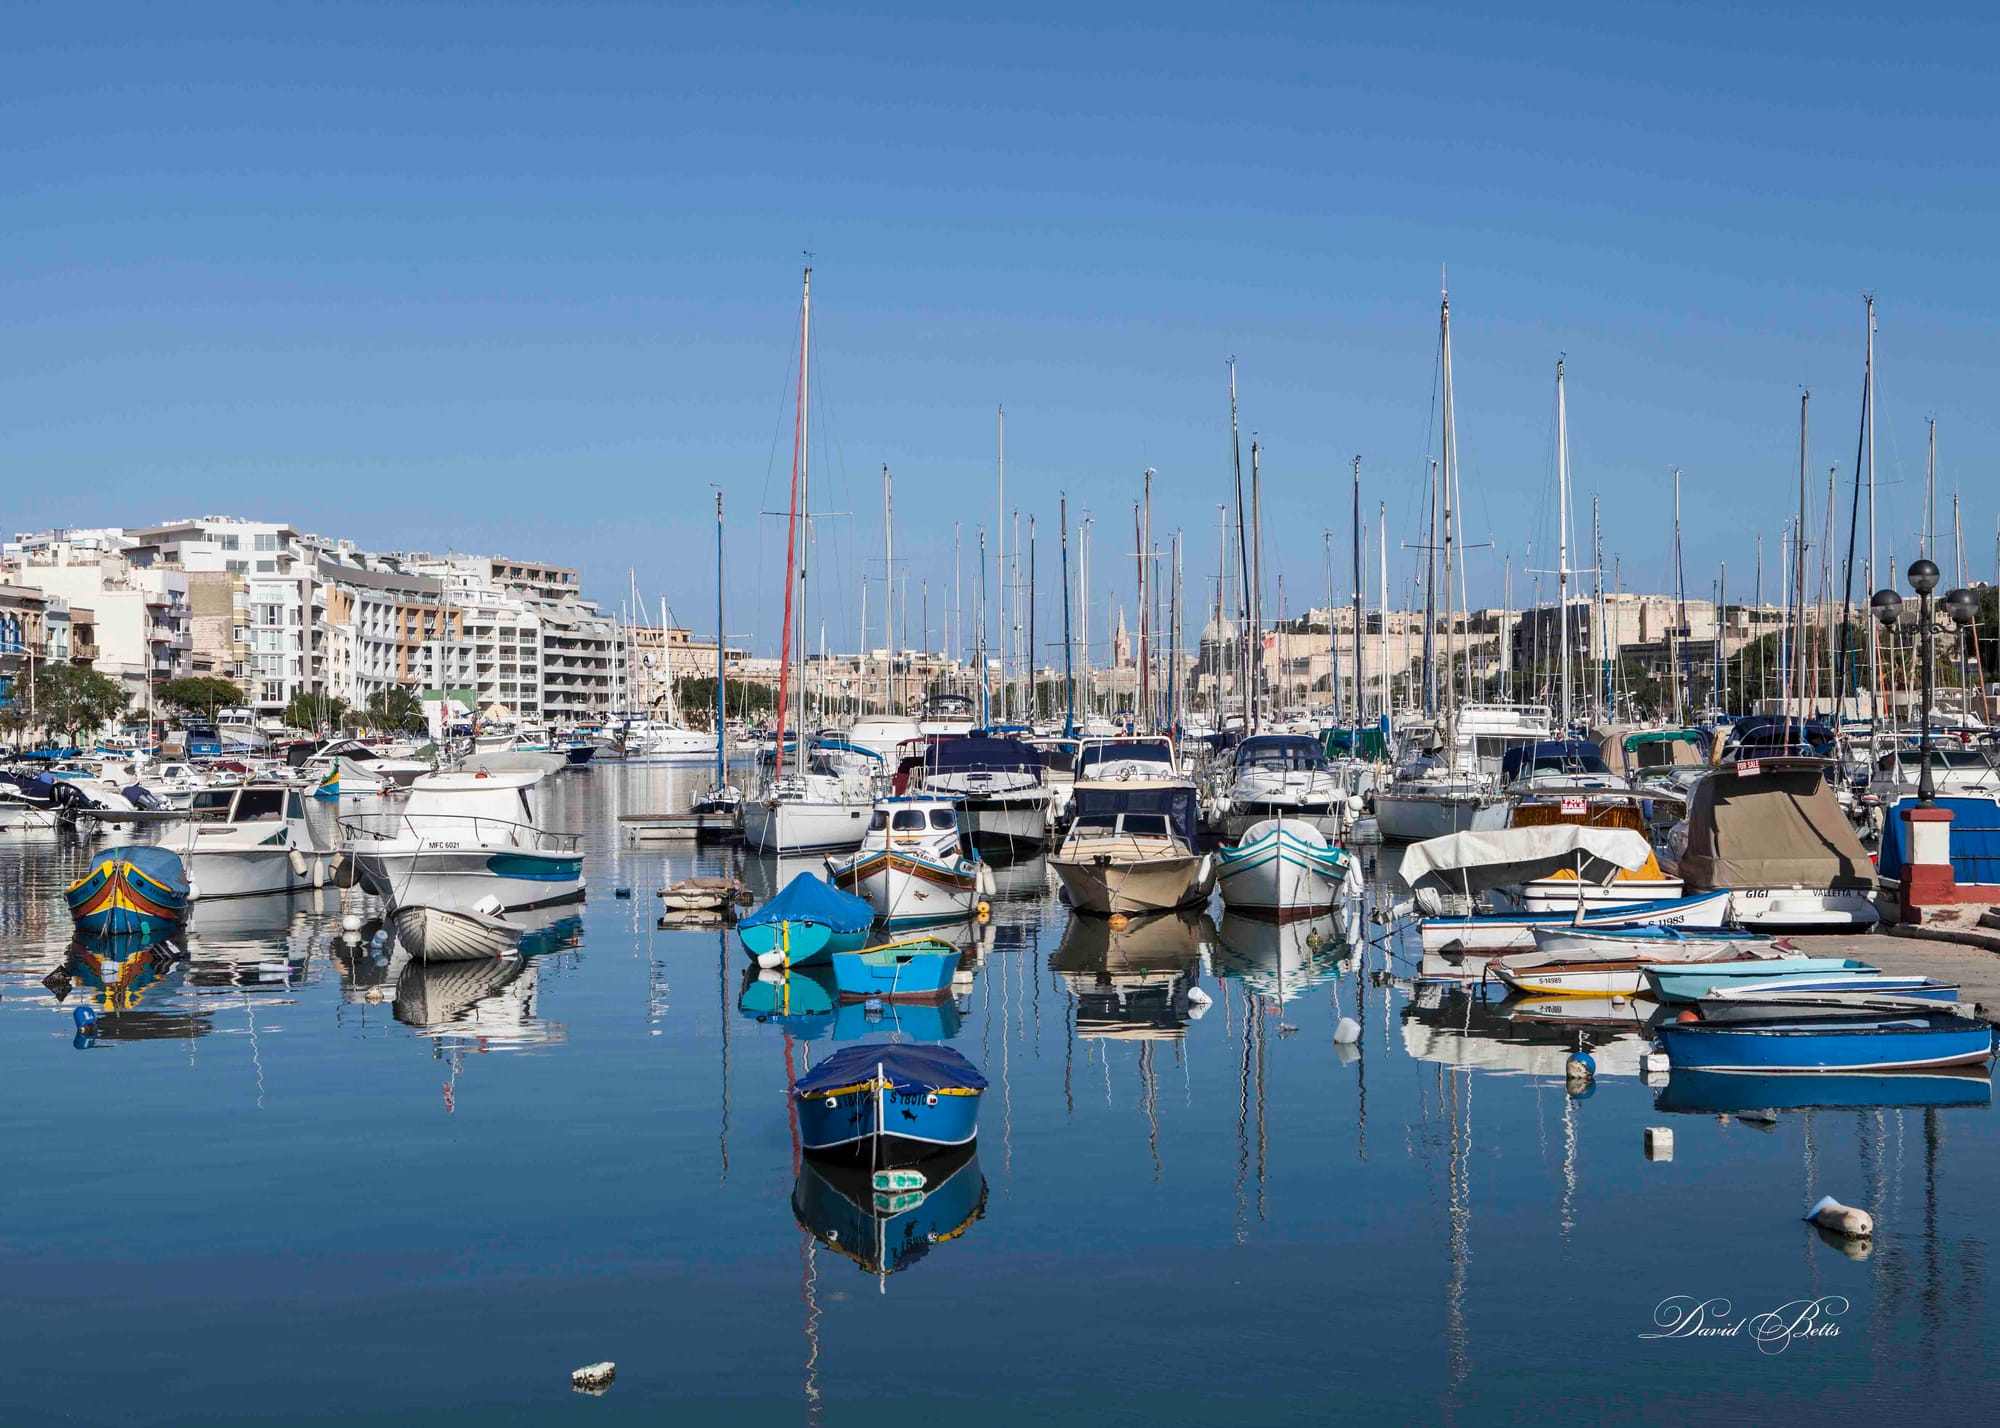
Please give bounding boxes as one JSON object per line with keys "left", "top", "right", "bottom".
{"left": 176, "top": 782, "right": 328, "bottom": 899}
{"left": 844, "top": 714, "right": 924, "bottom": 762}
{"left": 344, "top": 770, "right": 583, "bottom": 911}
{"left": 741, "top": 742, "right": 878, "bottom": 856}
{"left": 1373, "top": 703, "right": 1553, "bottom": 842}
{"left": 1217, "top": 733, "right": 1348, "bottom": 841}
{"left": 620, "top": 718, "right": 720, "bottom": 764}
{"left": 913, "top": 734, "right": 1051, "bottom": 857}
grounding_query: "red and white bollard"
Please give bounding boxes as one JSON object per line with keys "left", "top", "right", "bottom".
{"left": 1899, "top": 804, "right": 1957, "bottom": 924}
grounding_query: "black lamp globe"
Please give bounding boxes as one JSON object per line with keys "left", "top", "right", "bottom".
{"left": 1946, "top": 587, "right": 1979, "bottom": 626}
{"left": 1871, "top": 587, "right": 1903, "bottom": 627}
{"left": 1909, "top": 559, "right": 1941, "bottom": 595}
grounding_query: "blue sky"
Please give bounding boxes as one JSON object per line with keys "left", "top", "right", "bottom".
{"left": 6, "top": 1, "right": 1997, "bottom": 659}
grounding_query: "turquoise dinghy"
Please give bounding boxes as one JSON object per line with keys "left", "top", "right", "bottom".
{"left": 739, "top": 874, "right": 873, "bottom": 966}
{"left": 829, "top": 936, "right": 961, "bottom": 1002}
{"left": 1643, "top": 957, "right": 1879, "bottom": 1004}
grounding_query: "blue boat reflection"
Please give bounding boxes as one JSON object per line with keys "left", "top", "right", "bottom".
{"left": 1654, "top": 1066, "right": 1994, "bottom": 1115}
{"left": 792, "top": 1142, "right": 987, "bottom": 1279}
{"left": 45, "top": 933, "right": 197, "bottom": 1045}
{"left": 739, "top": 966, "right": 965, "bottom": 1041}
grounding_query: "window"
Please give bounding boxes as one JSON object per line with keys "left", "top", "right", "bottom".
{"left": 891, "top": 809, "right": 926, "bottom": 831}
{"left": 256, "top": 561, "right": 276, "bottom": 573}
{"left": 234, "top": 788, "right": 286, "bottom": 821}
{"left": 868, "top": 810, "right": 888, "bottom": 832}
{"left": 254, "top": 533, "right": 279, "bottom": 552}
{"left": 928, "top": 809, "right": 957, "bottom": 830}
{"left": 226, "top": 560, "right": 249, "bottom": 574}
{"left": 218, "top": 534, "right": 240, "bottom": 551}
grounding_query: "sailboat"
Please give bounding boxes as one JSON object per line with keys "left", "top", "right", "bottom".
{"left": 693, "top": 491, "right": 743, "bottom": 816}
{"left": 624, "top": 594, "right": 720, "bottom": 763}
{"left": 743, "top": 266, "right": 878, "bottom": 856}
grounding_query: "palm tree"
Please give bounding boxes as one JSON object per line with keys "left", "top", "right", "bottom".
{"left": 365, "top": 686, "right": 426, "bottom": 734}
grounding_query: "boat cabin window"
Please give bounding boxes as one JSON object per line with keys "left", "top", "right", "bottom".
{"left": 286, "top": 792, "right": 306, "bottom": 821}
{"left": 1235, "top": 736, "right": 1327, "bottom": 771}
{"left": 1077, "top": 740, "right": 1173, "bottom": 777}
{"left": 1074, "top": 812, "right": 1120, "bottom": 833}
{"left": 234, "top": 787, "right": 288, "bottom": 821}
{"left": 1121, "top": 813, "right": 1170, "bottom": 837}
{"left": 868, "top": 810, "right": 890, "bottom": 831}
{"left": 189, "top": 790, "right": 235, "bottom": 817}
{"left": 928, "top": 808, "right": 957, "bottom": 830}
{"left": 892, "top": 809, "right": 927, "bottom": 830}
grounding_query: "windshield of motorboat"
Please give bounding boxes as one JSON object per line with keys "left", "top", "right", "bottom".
{"left": 1234, "top": 735, "right": 1327, "bottom": 772}
{"left": 1070, "top": 783, "right": 1197, "bottom": 843}
{"left": 1878, "top": 747, "right": 1997, "bottom": 771}
{"left": 189, "top": 789, "right": 235, "bottom": 819}
{"left": 232, "top": 787, "right": 288, "bottom": 821}
{"left": 1076, "top": 740, "right": 1174, "bottom": 777}
{"left": 1122, "top": 813, "right": 1170, "bottom": 837}
{"left": 1502, "top": 741, "right": 1612, "bottom": 780}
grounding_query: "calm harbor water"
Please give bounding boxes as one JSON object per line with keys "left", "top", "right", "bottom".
{"left": 2, "top": 766, "right": 1996, "bottom": 1425}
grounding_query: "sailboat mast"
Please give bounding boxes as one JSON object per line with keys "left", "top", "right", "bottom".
{"left": 715, "top": 491, "right": 727, "bottom": 786}
{"left": 1378, "top": 503, "right": 1389, "bottom": 727}
{"left": 996, "top": 406, "right": 1005, "bottom": 725}
{"left": 1671, "top": 469, "right": 1686, "bottom": 724}
{"left": 882, "top": 465, "right": 894, "bottom": 716}
{"left": 1423, "top": 459, "right": 1438, "bottom": 716}
{"left": 1351, "top": 457, "right": 1364, "bottom": 730}
{"left": 1865, "top": 297, "right": 1878, "bottom": 719}
{"left": 1792, "top": 392, "right": 1810, "bottom": 738}
{"left": 773, "top": 266, "right": 811, "bottom": 780}
{"left": 1229, "top": 361, "right": 1251, "bottom": 727}
{"left": 1249, "top": 441, "right": 1263, "bottom": 733}
{"left": 978, "top": 530, "right": 990, "bottom": 727}
{"left": 1060, "top": 495, "right": 1075, "bottom": 736}
{"left": 1028, "top": 513, "right": 1038, "bottom": 724}
{"left": 1555, "top": 358, "right": 1572, "bottom": 733}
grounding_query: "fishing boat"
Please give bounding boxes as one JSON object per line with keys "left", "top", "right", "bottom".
{"left": 825, "top": 796, "right": 994, "bottom": 928}
{"left": 1417, "top": 888, "right": 1732, "bottom": 955}
{"left": 1665, "top": 755, "right": 1878, "bottom": 929}
{"left": 172, "top": 782, "right": 327, "bottom": 899}
{"left": 791, "top": 1043, "right": 987, "bottom": 1159}
{"left": 1699, "top": 974, "right": 1961, "bottom": 1006}
{"left": 828, "top": 935, "right": 962, "bottom": 1002}
{"left": 1214, "top": 818, "right": 1359, "bottom": 919}
{"left": 1217, "top": 734, "right": 1347, "bottom": 841}
{"left": 343, "top": 769, "right": 584, "bottom": 912}
{"left": 737, "top": 872, "right": 874, "bottom": 966}
{"left": 390, "top": 904, "right": 527, "bottom": 962}
{"left": 1653, "top": 1066, "right": 1993, "bottom": 1115}
{"left": 1654, "top": 1012, "right": 1995, "bottom": 1073}
{"left": 792, "top": 1142, "right": 987, "bottom": 1280}
{"left": 1643, "top": 957, "right": 1890, "bottom": 1005}
{"left": 1491, "top": 958, "right": 1681, "bottom": 999}
{"left": 66, "top": 846, "right": 192, "bottom": 936}
{"left": 1050, "top": 778, "right": 1213, "bottom": 916}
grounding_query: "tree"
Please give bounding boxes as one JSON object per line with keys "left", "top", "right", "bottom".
{"left": 156, "top": 676, "right": 246, "bottom": 715}
{"left": 284, "top": 691, "right": 350, "bottom": 733}
{"left": 33, "top": 665, "right": 130, "bottom": 745}
{"left": 365, "top": 686, "right": 427, "bottom": 734}
{"left": 674, "top": 676, "right": 774, "bottom": 729}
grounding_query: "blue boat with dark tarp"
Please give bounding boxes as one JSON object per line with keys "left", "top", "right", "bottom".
{"left": 792, "top": 1043, "right": 987, "bottom": 1159}
{"left": 738, "top": 873, "right": 873, "bottom": 966}
{"left": 65, "top": 846, "right": 191, "bottom": 937}
{"left": 792, "top": 1142, "right": 988, "bottom": 1277}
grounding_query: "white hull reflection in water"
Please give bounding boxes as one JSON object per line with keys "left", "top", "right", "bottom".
{"left": 1049, "top": 908, "right": 1213, "bottom": 1040}
{"left": 1400, "top": 985, "right": 1653, "bottom": 1077}
{"left": 394, "top": 956, "right": 568, "bottom": 1051}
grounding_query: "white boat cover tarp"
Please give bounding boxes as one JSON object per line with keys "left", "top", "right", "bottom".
{"left": 1398, "top": 825, "right": 1653, "bottom": 895}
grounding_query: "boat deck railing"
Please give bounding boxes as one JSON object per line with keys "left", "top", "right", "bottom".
{"left": 340, "top": 811, "right": 581, "bottom": 852}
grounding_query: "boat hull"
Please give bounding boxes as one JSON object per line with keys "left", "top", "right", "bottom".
{"left": 1215, "top": 828, "right": 1354, "bottom": 918}
{"left": 392, "top": 904, "right": 525, "bottom": 962}
{"left": 1656, "top": 1014, "right": 1995, "bottom": 1073}
{"left": 795, "top": 1080, "right": 982, "bottom": 1156}
{"left": 1052, "top": 852, "right": 1209, "bottom": 916}
{"left": 1491, "top": 958, "right": 1659, "bottom": 997}
{"left": 1530, "top": 926, "right": 1771, "bottom": 962}
{"left": 742, "top": 797, "right": 872, "bottom": 855}
{"left": 828, "top": 944, "right": 960, "bottom": 1001}
{"left": 1417, "top": 889, "right": 1735, "bottom": 954}
{"left": 958, "top": 793, "right": 1049, "bottom": 857}
{"left": 1505, "top": 876, "right": 1686, "bottom": 914}
{"left": 826, "top": 848, "right": 983, "bottom": 927}
{"left": 352, "top": 848, "right": 584, "bottom": 912}
{"left": 1644, "top": 958, "right": 1882, "bottom": 1004}
{"left": 66, "top": 848, "right": 191, "bottom": 937}
{"left": 1373, "top": 790, "right": 1483, "bottom": 843}
{"left": 1654, "top": 1066, "right": 1993, "bottom": 1114}
{"left": 183, "top": 846, "right": 312, "bottom": 899}
{"left": 1724, "top": 885, "right": 1880, "bottom": 931}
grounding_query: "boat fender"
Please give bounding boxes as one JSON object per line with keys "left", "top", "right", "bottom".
{"left": 1675, "top": 1009, "right": 1700, "bottom": 1023}
{"left": 311, "top": 855, "right": 325, "bottom": 889}
{"left": 1805, "top": 1195, "right": 1873, "bottom": 1239}
{"left": 756, "top": 950, "right": 786, "bottom": 970}
{"left": 288, "top": 849, "right": 309, "bottom": 877}
{"left": 1333, "top": 1016, "right": 1361, "bottom": 1044}
{"left": 342, "top": 913, "right": 364, "bottom": 933}
{"left": 73, "top": 1006, "right": 97, "bottom": 1029}
{"left": 184, "top": 881, "right": 200, "bottom": 903}
{"left": 1186, "top": 986, "right": 1213, "bottom": 1008}
{"left": 1197, "top": 852, "right": 1217, "bottom": 889}
{"left": 976, "top": 900, "right": 991, "bottom": 921}
{"left": 824, "top": 1097, "right": 839, "bottom": 1108}
{"left": 925, "top": 1093, "right": 939, "bottom": 1106}
{"left": 978, "top": 864, "right": 997, "bottom": 897}
{"left": 1107, "top": 913, "right": 1130, "bottom": 931}
{"left": 1565, "top": 1048, "right": 1596, "bottom": 1083}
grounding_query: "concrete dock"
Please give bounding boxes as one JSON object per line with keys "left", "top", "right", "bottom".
{"left": 1794, "top": 910, "right": 2000, "bottom": 1015}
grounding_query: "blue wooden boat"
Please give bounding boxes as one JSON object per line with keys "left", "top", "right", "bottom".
{"left": 792, "top": 1043, "right": 986, "bottom": 1157}
{"left": 65, "top": 846, "right": 191, "bottom": 937}
{"left": 738, "top": 873, "right": 873, "bottom": 966}
{"left": 829, "top": 936, "right": 961, "bottom": 1002}
{"left": 792, "top": 1142, "right": 987, "bottom": 1277}
{"left": 1654, "top": 1066, "right": 1992, "bottom": 1114}
{"left": 1643, "top": 957, "right": 1881, "bottom": 1004}
{"left": 1655, "top": 1012, "right": 1996, "bottom": 1073}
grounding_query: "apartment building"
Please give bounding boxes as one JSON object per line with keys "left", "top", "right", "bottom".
{"left": 3, "top": 531, "right": 192, "bottom": 705}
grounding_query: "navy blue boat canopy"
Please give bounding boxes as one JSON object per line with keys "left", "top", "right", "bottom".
{"left": 740, "top": 873, "right": 874, "bottom": 935}
{"left": 924, "top": 735, "right": 1042, "bottom": 773}
{"left": 1233, "top": 734, "right": 1328, "bottom": 769}
{"left": 1501, "top": 740, "right": 1611, "bottom": 781}
{"left": 793, "top": 1042, "right": 989, "bottom": 1097}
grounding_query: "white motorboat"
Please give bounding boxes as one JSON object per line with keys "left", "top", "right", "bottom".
{"left": 620, "top": 718, "right": 720, "bottom": 764}
{"left": 913, "top": 734, "right": 1050, "bottom": 857}
{"left": 1215, "top": 818, "right": 1360, "bottom": 918}
{"left": 344, "top": 769, "right": 583, "bottom": 912}
{"left": 1050, "top": 778, "right": 1214, "bottom": 916}
{"left": 1373, "top": 703, "right": 1553, "bottom": 842}
{"left": 1217, "top": 734, "right": 1347, "bottom": 841}
{"left": 304, "top": 738, "right": 432, "bottom": 791}
{"left": 826, "top": 795, "right": 995, "bottom": 927}
{"left": 391, "top": 903, "right": 526, "bottom": 962}
{"left": 175, "top": 782, "right": 328, "bottom": 899}
{"left": 1666, "top": 755, "right": 1880, "bottom": 930}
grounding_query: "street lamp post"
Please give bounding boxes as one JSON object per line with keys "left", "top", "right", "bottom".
{"left": 1871, "top": 560, "right": 1978, "bottom": 809}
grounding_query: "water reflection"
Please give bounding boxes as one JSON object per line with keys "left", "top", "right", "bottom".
{"left": 1211, "top": 911, "right": 1358, "bottom": 1007}
{"left": 1049, "top": 908, "right": 1209, "bottom": 1041}
{"left": 393, "top": 956, "right": 568, "bottom": 1054}
{"left": 792, "top": 1142, "right": 987, "bottom": 1284}
{"left": 738, "top": 966, "right": 965, "bottom": 1042}
{"left": 1400, "top": 984, "right": 1654, "bottom": 1077}
{"left": 46, "top": 934, "right": 202, "bottom": 1045}
{"left": 1655, "top": 1067, "right": 1994, "bottom": 1116}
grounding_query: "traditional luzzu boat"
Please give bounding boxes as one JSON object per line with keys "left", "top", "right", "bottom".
{"left": 66, "top": 846, "right": 192, "bottom": 937}
{"left": 737, "top": 872, "right": 874, "bottom": 967}
{"left": 1654, "top": 1012, "right": 1996, "bottom": 1073}
{"left": 825, "top": 795, "right": 995, "bottom": 928}
{"left": 791, "top": 1043, "right": 987, "bottom": 1159}
{"left": 1215, "top": 818, "right": 1360, "bottom": 920}
{"left": 828, "top": 935, "right": 962, "bottom": 1002}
